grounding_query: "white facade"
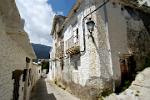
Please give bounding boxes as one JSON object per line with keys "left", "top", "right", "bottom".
{"left": 62, "top": 0, "right": 114, "bottom": 86}
{"left": 49, "top": 0, "right": 150, "bottom": 99}
{"left": 48, "top": 40, "right": 57, "bottom": 81}
{"left": 0, "top": 0, "right": 40, "bottom": 100}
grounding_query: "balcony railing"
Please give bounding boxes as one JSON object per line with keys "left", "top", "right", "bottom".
{"left": 66, "top": 36, "right": 80, "bottom": 55}
{"left": 56, "top": 41, "right": 64, "bottom": 59}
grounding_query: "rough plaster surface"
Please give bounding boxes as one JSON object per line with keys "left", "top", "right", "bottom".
{"left": 0, "top": 0, "right": 38, "bottom": 100}
{"left": 49, "top": 0, "right": 150, "bottom": 100}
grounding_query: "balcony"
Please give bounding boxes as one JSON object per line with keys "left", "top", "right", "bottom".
{"left": 56, "top": 41, "right": 64, "bottom": 59}
{"left": 66, "top": 36, "right": 80, "bottom": 55}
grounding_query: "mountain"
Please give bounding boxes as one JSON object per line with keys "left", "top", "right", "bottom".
{"left": 32, "top": 43, "right": 51, "bottom": 59}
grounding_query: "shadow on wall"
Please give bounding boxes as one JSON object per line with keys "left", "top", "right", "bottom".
{"left": 125, "top": 6, "right": 150, "bottom": 70}
{"left": 30, "top": 78, "right": 57, "bottom": 100}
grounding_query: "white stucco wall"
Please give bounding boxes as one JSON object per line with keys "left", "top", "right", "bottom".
{"left": 105, "top": 2, "right": 129, "bottom": 84}
{"left": 50, "top": 0, "right": 131, "bottom": 88}
{"left": 62, "top": 0, "right": 131, "bottom": 87}
{"left": 62, "top": 1, "right": 108, "bottom": 86}
{"left": 49, "top": 1, "right": 150, "bottom": 99}
{"left": 31, "top": 64, "right": 41, "bottom": 86}
{"left": 0, "top": 24, "right": 30, "bottom": 100}
{"left": 0, "top": 5, "right": 37, "bottom": 100}
{"left": 48, "top": 39, "right": 57, "bottom": 81}
{"left": 0, "top": 16, "right": 23, "bottom": 100}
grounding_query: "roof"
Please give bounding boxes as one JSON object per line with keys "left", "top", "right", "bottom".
{"left": 58, "top": 0, "right": 81, "bottom": 33}
{"left": 51, "top": 0, "right": 150, "bottom": 37}
{"left": 50, "top": 0, "right": 81, "bottom": 36}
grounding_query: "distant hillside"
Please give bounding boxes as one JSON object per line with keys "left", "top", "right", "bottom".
{"left": 32, "top": 43, "right": 51, "bottom": 59}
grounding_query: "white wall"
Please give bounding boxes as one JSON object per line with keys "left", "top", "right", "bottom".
{"left": 62, "top": 1, "right": 109, "bottom": 86}
{"left": 105, "top": 2, "right": 129, "bottom": 84}
{"left": 48, "top": 39, "right": 56, "bottom": 81}
{"left": 0, "top": 18, "right": 33, "bottom": 100}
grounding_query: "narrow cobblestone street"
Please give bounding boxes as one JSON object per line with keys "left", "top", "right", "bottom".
{"left": 30, "top": 78, "right": 79, "bottom": 100}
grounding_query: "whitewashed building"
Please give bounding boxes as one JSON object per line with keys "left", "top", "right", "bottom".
{"left": 49, "top": 15, "right": 66, "bottom": 82}
{"left": 49, "top": 0, "right": 150, "bottom": 99}
{"left": 0, "top": 0, "right": 41, "bottom": 100}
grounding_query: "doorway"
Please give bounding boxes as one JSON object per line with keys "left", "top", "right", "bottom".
{"left": 12, "top": 70, "right": 23, "bottom": 100}
{"left": 116, "top": 54, "right": 136, "bottom": 93}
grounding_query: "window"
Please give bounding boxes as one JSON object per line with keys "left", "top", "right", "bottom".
{"left": 22, "top": 69, "right": 27, "bottom": 82}
{"left": 26, "top": 57, "right": 30, "bottom": 63}
{"left": 74, "top": 61, "right": 78, "bottom": 70}
{"left": 70, "top": 54, "right": 80, "bottom": 70}
{"left": 76, "top": 28, "right": 79, "bottom": 39}
{"left": 60, "top": 59, "right": 64, "bottom": 71}
{"left": 74, "top": 28, "right": 79, "bottom": 43}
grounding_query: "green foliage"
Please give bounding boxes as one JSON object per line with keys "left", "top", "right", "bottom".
{"left": 144, "top": 56, "right": 150, "bottom": 68}
{"left": 121, "top": 80, "right": 131, "bottom": 92}
{"left": 116, "top": 80, "right": 131, "bottom": 93}
{"left": 135, "top": 93, "right": 139, "bottom": 96}
{"left": 101, "top": 89, "right": 113, "bottom": 97}
{"left": 98, "top": 96, "right": 104, "bottom": 100}
{"left": 42, "top": 61, "right": 49, "bottom": 70}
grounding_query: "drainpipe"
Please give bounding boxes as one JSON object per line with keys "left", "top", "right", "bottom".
{"left": 80, "top": 0, "right": 110, "bottom": 54}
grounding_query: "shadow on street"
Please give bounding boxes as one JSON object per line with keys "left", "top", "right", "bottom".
{"left": 30, "top": 78, "right": 57, "bottom": 100}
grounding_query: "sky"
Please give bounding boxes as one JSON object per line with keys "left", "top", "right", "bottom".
{"left": 15, "top": 0, "right": 76, "bottom": 46}
{"left": 48, "top": 0, "right": 76, "bottom": 16}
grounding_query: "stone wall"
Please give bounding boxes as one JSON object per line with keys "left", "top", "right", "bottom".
{"left": 125, "top": 6, "right": 150, "bottom": 71}
{"left": 58, "top": 0, "right": 114, "bottom": 99}
{"left": 95, "top": 0, "right": 150, "bottom": 86}
{"left": 105, "top": 1, "right": 150, "bottom": 83}
{"left": 49, "top": 0, "right": 150, "bottom": 100}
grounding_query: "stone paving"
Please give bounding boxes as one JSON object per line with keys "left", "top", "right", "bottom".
{"left": 30, "top": 78, "right": 79, "bottom": 100}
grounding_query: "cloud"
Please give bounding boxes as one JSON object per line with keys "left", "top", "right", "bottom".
{"left": 16, "top": 0, "right": 55, "bottom": 46}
